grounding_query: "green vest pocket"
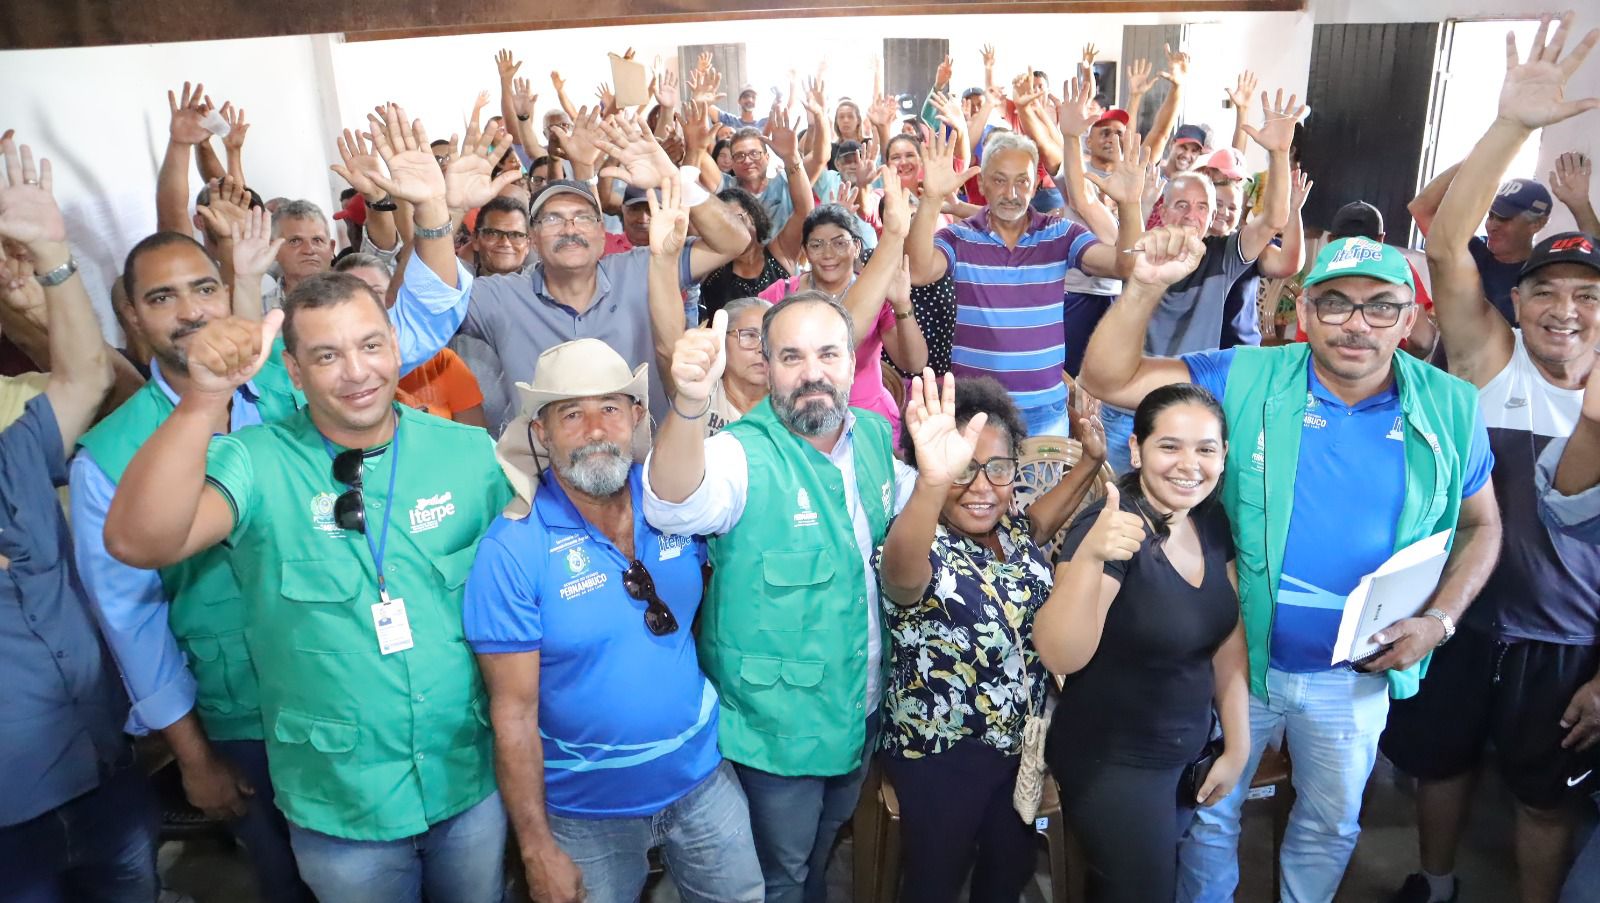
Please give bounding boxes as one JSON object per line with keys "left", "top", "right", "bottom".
{"left": 272, "top": 708, "right": 359, "bottom": 754}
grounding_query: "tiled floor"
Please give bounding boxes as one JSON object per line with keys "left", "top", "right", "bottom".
{"left": 162, "top": 755, "right": 1528, "bottom": 902}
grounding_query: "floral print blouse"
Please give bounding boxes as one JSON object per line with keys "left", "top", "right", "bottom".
{"left": 874, "top": 513, "right": 1054, "bottom": 759}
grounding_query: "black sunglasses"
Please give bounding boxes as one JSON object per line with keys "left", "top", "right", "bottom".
{"left": 331, "top": 448, "right": 367, "bottom": 534}
{"left": 622, "top": 560, "right": 680, "bottom": 636}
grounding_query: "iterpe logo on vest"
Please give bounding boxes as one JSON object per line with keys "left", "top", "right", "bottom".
{"left": 793, "top": 488, "right": 820, "bottom": 528}
{"left": 409, "top": 492, "right": 456, "bottom": 534}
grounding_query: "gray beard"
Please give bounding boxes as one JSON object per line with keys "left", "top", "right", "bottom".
{"left": 772, "top": 380, "right": 849, "bottom": 437}
{"left": 555, "top": 441, "right": 631, "bottom": 497}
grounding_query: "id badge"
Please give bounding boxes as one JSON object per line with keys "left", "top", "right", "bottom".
{"left": 372, "top": 592, "right": 415, "bottom": 655}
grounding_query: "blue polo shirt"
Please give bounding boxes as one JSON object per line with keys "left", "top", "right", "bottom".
{"left": 463, "top": 464, "right": 721, "bottom": 818}
{"left": 1184, "top": 349, "right": 1494, "bottom": 671}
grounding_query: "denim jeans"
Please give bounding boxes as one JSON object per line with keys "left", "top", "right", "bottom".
{"left": 1019, "top": 399, "right": 1070, "bottom": 440}
{"left": 734, "top": 715, "right": 879, "bottom": 903}
{"left": 213, "top": 739, "right": 315, "bottom": 903}
{"left": 1100, "top": 403, "right": 1135, "bottom": 476}
{"left": 287, "top": 790, "right": 507, "bottom": 903}
{"left": 1176, "top": 666, "right": 1390, "bottom": 903}
{"left": 0, "top": 756, "right": 159, "bottom": 903}
{"left": 547, "top": 761, "right": 762, "bottom": 903}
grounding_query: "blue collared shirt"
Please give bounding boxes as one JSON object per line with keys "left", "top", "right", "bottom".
{"left": 1537, "top": 435, "right": 1600, "bottom": 543}
{"left": 1, "top": 395, "right": 129, "bottom": 826}
{"left": 463, "top": 464, "right": 721, "bottom": 819}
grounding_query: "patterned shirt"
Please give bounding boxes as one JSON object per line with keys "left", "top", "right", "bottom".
{"left": 934, "top": 210, "right": 1099, "bottom": 410}
{"left": 875, "top": 514, "right": 1053, "bottom": 759}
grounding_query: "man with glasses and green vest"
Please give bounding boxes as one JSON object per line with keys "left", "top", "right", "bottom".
{"left": 1079, "top": 225, "right": 1502, "bottom": 903}
{"left": 101, "top": 270, "right": 514, "bottom": 903}
{"left": 643, "top": 293, "right": 918, "bottom": 903}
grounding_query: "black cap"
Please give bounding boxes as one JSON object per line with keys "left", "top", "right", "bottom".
{"left": 1329, "top": 201, "right": 1384, "bottom": 241}
{"left": 622, "top": 184, "right": 651, "bottom": 207}
{"left": 832, "top": 139, "right": 864, "bottom": 162}
{"left": 1518, "top": 231, "right": 1600, "bottom": 281}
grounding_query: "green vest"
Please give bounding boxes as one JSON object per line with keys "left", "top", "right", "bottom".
{"left": 207, "top": 406, "right": 511, "bottom": 840}
{"left": 1218, "top": 344, "right": 1480, "bottom": 700}
{"left": 702, "top": 401, "right": 895, "bottom": 777}
{"left": 76, "top": 345, "right": 304, "bottom": 741}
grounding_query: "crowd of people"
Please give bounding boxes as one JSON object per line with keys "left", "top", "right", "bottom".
{"left": 5, "top": 12, "right": 1600, "bottom": 903}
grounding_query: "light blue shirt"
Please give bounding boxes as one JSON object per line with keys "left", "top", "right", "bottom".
{"left": 722, "top": 170, "right": 796, "bottom": 239}
{"left": 68, "top": 278, "right": 472, "bottom": 735}
{"left": 1537, "top": 435, "right": 1600, "bottom": 543}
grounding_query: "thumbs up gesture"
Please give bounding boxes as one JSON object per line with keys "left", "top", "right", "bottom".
{"left": 670, "top": 308, "right": 728, "bottom": 406}
{"left": 1082, "top": 482, "right": 1147, "bottom": 562}
{"left": 184, "top": 310, "right": 283, "bottom": 400}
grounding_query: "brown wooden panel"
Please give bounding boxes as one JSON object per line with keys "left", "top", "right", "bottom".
{"left": 2, "top": 0, "right": 1303, "bottom": 51}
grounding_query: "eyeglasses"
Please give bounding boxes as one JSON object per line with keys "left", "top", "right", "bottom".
{"left": 1311, "top": 296, "right": 1412, "bottom": 328}
{"left": 805, "top": 236, "right": 856, "bottom": 255}
{"left": 954, "top": 456, "right": 1019, "bottom": 486}
{"left": 478, "top": 227, "right": 530, "bottom": 243}
{"left": 731, "top": 149, "right": 767, "bottom": 163}
{"left": 622, "top": 560, "right": 680, "bottom": 636}
{"left": 730, "top": 327, "right": 761, "bottom": 350}
{"left": 433, "top": 154, "right": 450, "bottom": 166}
{"left": 534, "top": 212, "right": 604, "bottom": 231}
{"left": 331, "top": 448, "right": 367, "bottom": 534}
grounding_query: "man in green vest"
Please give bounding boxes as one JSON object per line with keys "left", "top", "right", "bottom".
{"left": 101, "top": 270, "right": 514, "bottom": 903}
{"left": 643, "top": 293, "right": 918, "bottom": 903}
{"left": 1079, "top": 224, "right": 1502, "bottom": 903}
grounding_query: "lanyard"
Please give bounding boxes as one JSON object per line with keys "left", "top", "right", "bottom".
{"left": 322, "top": 416, "right": 401, "bottom": 594}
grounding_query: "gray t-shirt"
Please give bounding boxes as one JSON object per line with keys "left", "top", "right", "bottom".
{"left": 1145, "top": 232, "right": 1257, "bottom": 357}
{"left": 460, "top": 242, "right": 698, "bottom": 427}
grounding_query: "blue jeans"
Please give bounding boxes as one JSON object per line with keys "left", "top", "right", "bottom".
{"left": 1176, "top": 667, "right": 1390, "bottom": 903}
{"left": 0, "top": 756, "right": 159, "bottom": 903}
{"left": 547, "top": 761, "right": 762, "bottom": 903}
{"left": 1100, "top": 403, "right": 1135, "bottom": 476}
{"left": 1019, "top": 398, "right": 1070, "bottom": 439}
{"left": 734, "top": 716, "right": 879, "bottom": 903}
{"left": 287, "top": 790, "right": 507, "bottom": 903}
{"left": 213, "top": 739, "right": 315, "bottom": 903}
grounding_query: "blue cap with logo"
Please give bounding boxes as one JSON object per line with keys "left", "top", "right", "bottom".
{"left": 1490, "top": 178, "right": 1553, "bottom": 219}
{"left": 1172, "top": 124, "right": 1209, "bottom": 149}
{"left": 1304, "top": 237, "right": 1415, "bottom": 292}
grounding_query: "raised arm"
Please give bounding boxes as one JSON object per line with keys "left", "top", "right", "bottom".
{"left": 1237, "top": 89, "right": 1303, "bottom": 260}
{"left": 330, "top": 127, "right": 399, "bottom": 253}
{"left": 1140, "top": 44, "right": 1188, "bottom": 159}
{"left": 1555, "top": 366, "right": 1600, "bottom": 496}
{"left": 647, "top": 175, "right": 692, "bottom": 389}
{"left": 1225, "top": 71, "right": 1259, "bottom": 153}
{"left": 1258, "top": 169, "right": 1311, "bottom": 279}
{"left": 1078, "top": 225, "right": 1207, "bottom": 410}
{"left": 907, "top": 128, "right": 977, "bottom": 286}
{"left": 225, "top": 206, "right": 282, "bottom": 320}
{"left": 219, "top": 102, "right": 249, "bottom": 185}
{"left": 1081, "top": 138, "right": 1151, "bottom": 280}
{"left": 1550, "top": 151, "right": 1600, "bottom": 237}
{"left": 880, "top": 371, "right": 988, "bottom": 606}
{"left": 104, "top": 314, "right": 279, "bottom": 569}
{"left": 801, "top": 78, "right": 831, "bottom": 182}
{"left": 1058, "top": 67, "right": 1118, "bottom": 243}
{"left": 1033, "top": 482, "right": 1147, "bottom": 674}
{"left": 550, "top": 70, "right": 579, "bottom": 121}
{"left": 1025, "top": 390, "right": 1107, "bottom": 543}
{"left": 838, "top": 168, "right": 909, "bottom": 346}
{"left": 0, "top": 138, "right": 111, "bottom": 449}
{"left": 771, "top": 108, "right": 817, "bottom": 266}
{"left": 1409, "top": 162, "right": 1460, "bottom": 238}
{"left": 159, "top": 81, "right": 211, "bottom": 234}
{"left": 650, "top": 311, "right": 726, "bottom": 503}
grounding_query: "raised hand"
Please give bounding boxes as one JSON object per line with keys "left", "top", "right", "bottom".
{"left": 330, "top": 127, "right": 385, "bottom": 200}
{"left": 595, "top": 115, "right": 676, "bottom": 189}
{"left": 905, "top": 369, "right": 988, "bottom": 487}
{"left": 596, "top": 82, "right": 616, "bottom": 116}
{"left": 469, "top": 90, "right": 492, "bottom": 131}
{"left": 695, "top": 51, "right": 714, "bottom": 74}
{"left": 1011, "top": 69, "right": 1044, "bottom": 109}
{"left": 1082, "top": 43, "right": 1099, "bottom": 67}
{"left": 219, "top": 102, "right": 249, "bottom": 153}
{"left": 1085, "top": 137, "right": 1153, "bottom": 208}
{"left": 1226, "top": 70, "right": 1259, "bottom": 111}
{"left": 1080, "top": 482, "right": 1146, "bottom": 562}
{"left": 765, "top": 106, "right": 799, "bottom": 160}
{"left": 919, "top": 130, "right": 981, "bottom": 202}
{"left": 230, "top": 206, "right": 284, "bottom": 280}
{"left": 1128, "top": 225, "right": 1206, "bottom": 288}
{"left": 867, "top": 94, "right": 898, "bottom": 129}
{"left": 683, "top": 99, "right": 716, "bottom": 154}
{"left": 888, "top": 254, "right": 913, "bottom": 310}
{"left": 168, "top": 81, "right": 212, "bottom": 145}
{"left": 1059, "top": 66, "right": 1099, "bottom": 138}
{"left": 1125, "top": 59, "right": 1157, "bottom": 99}
{"left": 1160, "top": 43, "right": 1191, "bottom": 87}
{"left": 445, "top": 121, "right": 519, "bottom": 211}
{"left": 1242, "top": 88, "right": 1308, "bottom": 154}
{"left": 195, "top": 175, "right": 251, "bottom": 242}
{"left": 363, "top": 103, "right": 447, "bottom": 206}
{"left": 980, "top": 44, "right": 997, "bottom": 71}
{"left": 1497, "top": 13, "right": 1600, "bottom": 131}
{"left": 928, "top": 91, "right": 967, "bottom": 137}
{"left": 551, "top": 105, "right": 604, "bottom": 170}
{"left": 803, "top": 77, "right": 827, "bottom": 122}
{"left": 655, "top": 67, "right": 681, "bottom": 111}
{"left": 495, "top": 48, "right": 522, "bottom": 83}
{"left": 671, "top": 308, "right": 729, "bottom": 404}
{"left": 879, "top": 166, "right": 914, "bottom": 237}
{"left": 185, "top": 311, "right": 284, "bottom": 399}
{"left": 935, "top": 54, "right": 954, "bottom": 90}
{"left": 0, "top": 138, "right": 66, "bottom": 250}
{"left": 1550, "top": 151, "right": 1594, "bottom": 208}
{"left": 510, "top": 78, "right": 539, "bottom": 119}
{"left": 1072, "top": 389, "right": 1107, "bottom": 464}
{"left": 647, "top": 174, "right": 690, "bottom": 258}
{"left": 1290, "top": 168, "right": 1315, "bottom": 211}
{"left": 550, "top": 70, "right": 567, "bottom": 94}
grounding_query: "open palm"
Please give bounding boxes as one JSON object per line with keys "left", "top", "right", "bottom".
{"left": 376, "top": 148, "right": 446, "bottom": 205}
{"left": 0, "top": 140, "right": 65, "bottom": 247}
{"left": 906, "top": 370, "right": 988, "bottom": 486}
{"left": 1499, "top": 14, "right": 1600, "bottom": 130}
{"left": 445, "top": 154, "right": 501, "bottom": 210}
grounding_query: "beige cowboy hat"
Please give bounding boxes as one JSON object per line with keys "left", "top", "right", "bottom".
{"left": 494, "top": 339, "right": 653, "bottom": 519}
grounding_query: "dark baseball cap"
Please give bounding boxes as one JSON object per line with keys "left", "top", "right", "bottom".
{"left": 529, "top": 179, "right": 600, "bottom": 220}
{"left": 1172, "top": 124, "right": 1208, "bottom": 149}
{"left": 832, "top": 139, "right": 864, "bottom": 163}
{"left": 1490, "top": 178, "right": 1553, "bottom": 219}
{"left": 622, "top": 184, "right": 651, "bottom": 207}
{"left": 1518, "top": 231, "right": 1600, "bottom": 281}
{"left": 1329, "top": 201, "right": 1384, "bottom": 241}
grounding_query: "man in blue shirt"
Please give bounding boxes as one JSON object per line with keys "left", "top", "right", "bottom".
{"left": 465, "top": 339, "right": 762, "bottom": 903}
{"left": 0, "top": 136, "right": 156, "bottom": 901}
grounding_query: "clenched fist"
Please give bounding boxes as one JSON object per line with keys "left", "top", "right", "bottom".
{"left": 671, "top": 308, "right": 729, "bottom": 406}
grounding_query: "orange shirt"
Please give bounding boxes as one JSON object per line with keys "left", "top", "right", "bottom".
{"left": 397, "top": 349, "right": 485, "bottom": 422}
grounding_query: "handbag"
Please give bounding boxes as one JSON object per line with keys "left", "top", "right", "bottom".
{"left": 1177, "top": 713, "right": 1224, "bottom": 808}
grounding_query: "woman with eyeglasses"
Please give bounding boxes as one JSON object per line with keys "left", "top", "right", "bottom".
{"left": 874, "top": 372, "right": 1103, "bottom": 903}
{"left": 1034, "top": 383, "right": 1249, "bottom": 903}
{"left": 759, "top": 180, "right": 927, "bottom": 441}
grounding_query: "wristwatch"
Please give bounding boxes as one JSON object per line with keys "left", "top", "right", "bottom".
{"left": 412, "top": 218, "right": 454, "bottom": 241}
{"left": 34, "top": 257, "right": 78, "bottom": 287}
{"left": 1422, "top": 608, "right": 1455, "bottom": 645}
{"left": 365, "top": 196, "right": 399, "bottom": 212}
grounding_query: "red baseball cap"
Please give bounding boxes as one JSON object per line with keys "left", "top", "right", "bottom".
{"left": 1094, "top": 109, "right": 1130, "bottom": 128}
{"left": 332, "top": 193, "right": 367, "bottom": 226}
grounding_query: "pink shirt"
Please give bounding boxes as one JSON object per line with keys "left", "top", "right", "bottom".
{"left": 759, "top": 274, "right": 901, "bottom": 443}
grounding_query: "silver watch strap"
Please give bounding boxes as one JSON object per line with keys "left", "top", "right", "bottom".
{"left": 1422, "top": 607, "right": 1455, "bottom": 645}
{"left": 34, "top": 257, "right": 78, "bottom": 287}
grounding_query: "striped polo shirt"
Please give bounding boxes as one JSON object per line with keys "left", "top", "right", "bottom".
{"left": 934, "top": 209, "right": 1100, "bottom": 409}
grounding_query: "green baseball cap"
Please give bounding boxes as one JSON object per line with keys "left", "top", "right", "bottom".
{"left": 1304, "top": 237, "right": 1415, "bottom": 292}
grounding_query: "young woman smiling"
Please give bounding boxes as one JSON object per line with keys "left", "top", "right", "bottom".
{"left": 1034, "top": 383, "right": 1251, "bottom": 903}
